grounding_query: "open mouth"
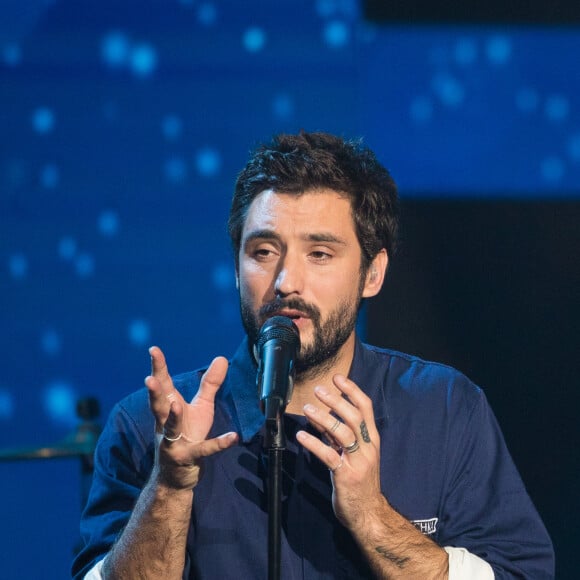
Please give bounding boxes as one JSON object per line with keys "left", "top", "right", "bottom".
{"left": 275, "top": 309, "right": 309, "bottom": 322}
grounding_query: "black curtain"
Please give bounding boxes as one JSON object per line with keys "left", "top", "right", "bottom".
{"left": 366, "top": 199, "right": 580, "bottom": 579}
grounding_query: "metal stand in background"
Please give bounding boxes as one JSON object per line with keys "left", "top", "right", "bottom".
{"left": 263, "top": 398, "right": 286, "bottom": 580}
{"left": 0, "top": 397, "right": 101, "bottom": 511}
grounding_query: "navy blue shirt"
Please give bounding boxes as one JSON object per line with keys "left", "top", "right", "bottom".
{"left": 72, "top": 338, "right": 554, "bottom": 579}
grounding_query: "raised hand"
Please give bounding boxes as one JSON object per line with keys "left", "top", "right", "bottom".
{"left": 145, "top": 346, "right": 239, "bottom": 490}
{"left": 296, "top": 374, "right": 383, "bottom": 530}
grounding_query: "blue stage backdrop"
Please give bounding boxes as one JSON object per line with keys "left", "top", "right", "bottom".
{"left": 0, "top": 1, "right": 578, "bottom": 578}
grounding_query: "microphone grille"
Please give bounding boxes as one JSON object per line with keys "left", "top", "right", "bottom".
{"left": 256, "top": 316, "right": 300, "bottom": 352}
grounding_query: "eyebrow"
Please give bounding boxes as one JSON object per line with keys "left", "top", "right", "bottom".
{"left": 242, "top": 229, "right": 280, "bottom": 245}
{"left": 306, "top": 233, "right": 347, "bottom": 245}
{"left": 242, "top": 229, "right": 347, "bottom": 246}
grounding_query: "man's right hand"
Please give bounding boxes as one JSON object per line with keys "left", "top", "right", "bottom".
{"left": 145, "top": 346, "right": 239, "bottom": 490}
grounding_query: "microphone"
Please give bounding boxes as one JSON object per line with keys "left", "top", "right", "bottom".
{"left": 256, "top": 316, "right": 300, "bottom": 426}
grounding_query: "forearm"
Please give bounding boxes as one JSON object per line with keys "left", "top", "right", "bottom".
{"left": 102, "top": 471, "right": 193, "bottom": 580}
{"left": 350, "top": 495, "right": 448, "bottom": 580}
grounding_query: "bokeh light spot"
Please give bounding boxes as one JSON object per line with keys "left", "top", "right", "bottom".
{"left": 0, "top": 388, "right": 14, "bottom": 420}
{"left": 164, "top": 156, "right": 188, "bottom": 184}
{"left": 432, "top": 74, "right": 464, "bottom": 107}
{"left": 212, "top": 263, "right": 234, "bottom": 291}
{"left": 541, "top": 156, "right": 565, "bottom": 183}
{"left": 486, "top": 35, "right": 511, "bottom": 65}
{"left": 43, "top": 381, "right": 77, "bottom": 427}
{"left": 545, "top": 95, "right": 569, "bottom": 122}
{"left": 198, "top": 3, "right": 217, "bottom": 26}
{"left": 101, "top": 31, "right": 130, "bottom": 68}
{"left": 162, "top": 115, "right": 183, "bottom": 140}
{"left": 58, "top": 237, "right": 77, "bottom": 261}
{"left": 75, "top": 253, "right": 95, "bottom": 278}
{"left": 130, "top": 43, "right": 158, "bottom": 77}
{"left": 3, "top": 43, "right": 21, "bottom": 66}
{"left": 243, "top": 27, "right": 266, "bottom": 53}
{"left": 315, "top": 0, "right": 337, "bottom": 18}
{"left": 40, "top": 163, "right": 60, "bottom": 189}
{"left": 41, "top": 329, "right": 62, "bottom": 356}
{"left": 195, "top": 147, "right": 221, "bottom": 177}
{"left": 32, "top": 107, "right": 55, "bottom": 134}
{"left": 323, "top": 20, "right": 350, "bottom": 48}
{"left": 8, "top": 253, "right": 28, "bottom": 279}
{"left": 98, "top": 210, "right": 120, "bottom": 237}
{"left": 272, "top": 94, "right": 294, "bottom": 120}
{"left": 128, "top": 319, "right": 151, "bottom": 346}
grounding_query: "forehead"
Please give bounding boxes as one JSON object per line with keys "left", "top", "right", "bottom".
{"left": 242, "top": 188, "right": 356, "bottom": 238}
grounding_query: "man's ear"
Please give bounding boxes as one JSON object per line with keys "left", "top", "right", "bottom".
{"left": 362, "top": 249, "right": 388, "bottom": 298}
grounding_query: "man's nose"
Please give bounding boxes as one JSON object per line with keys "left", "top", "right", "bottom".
{"left": 274, "top": 254, "right": 304, "bottom": 297}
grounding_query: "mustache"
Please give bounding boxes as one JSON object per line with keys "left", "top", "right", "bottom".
{"left": 258, "top": 297, "right": 320, "bottom": 320}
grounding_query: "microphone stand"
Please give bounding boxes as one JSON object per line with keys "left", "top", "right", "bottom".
{"left": 256, "top": 315, "right": 299, "bottom": 580}
{"left": 263, "top": 397, "right": 285, "bottom": 580}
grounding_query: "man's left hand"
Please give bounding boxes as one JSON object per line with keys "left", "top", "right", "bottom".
{"left": 296, "top": 374, "right": 384, "bottom": 531}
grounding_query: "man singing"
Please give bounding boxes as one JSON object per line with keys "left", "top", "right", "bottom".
{"left": 73, "top": 131, "right": 554, "bottom": 579}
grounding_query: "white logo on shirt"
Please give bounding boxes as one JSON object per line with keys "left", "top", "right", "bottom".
{"left": 411, "top": 517, "right": 438, "bottom": 535}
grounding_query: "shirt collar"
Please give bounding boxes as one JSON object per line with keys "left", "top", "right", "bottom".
{"left": 223, "top": 338, "right": 264, "bottom": 443}
{"left": 349, "top": 337, "right": 388, "bottom": 424}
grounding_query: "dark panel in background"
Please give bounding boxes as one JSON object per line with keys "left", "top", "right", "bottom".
{"left": 364, "top": 0, "right": 580, "bottom": 24}
{"left": 367, "top": 200, "right": 580, "bottom": 578}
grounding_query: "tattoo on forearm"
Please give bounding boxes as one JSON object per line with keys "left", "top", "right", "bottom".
{"left": 375, "top": 546, "right": 410, "bottom": 568}
{"left": 360, "top": 420, "right": 371, "bottom": 443}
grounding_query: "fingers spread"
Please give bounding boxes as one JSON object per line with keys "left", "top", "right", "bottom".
{"left": 331, "top": 375, "right": 380, "bottom": 444}
{"left": 195, "top": 432, "right": 239, "bottom": 457}
{"left": 296, "top": 430, "right": 341, "bottom": 471}
{"left": 194, "top": 356, "right": 229, "bottom": 404}
{"left": 149, "top": 346, "right": 172, "bottom": 387}
{"left": 159, "top": 430, "right": 239, "bottom": 462}
{"left": 301, "top": 375, "right": 380, "bottom": 464}
{"left": 303, "top": 404, "right": 357, "bottom": 454}
{"left": 302, "top": 404, "right": 342, "bottom": 436}
{"left": 162, "top": 400, "right": 183, "bottom": 440}
{"left": 311, "top": 385, "right": 362, "bottom": 440}
{"left": 145, "top": 346, "right": 181, "bottom": 432}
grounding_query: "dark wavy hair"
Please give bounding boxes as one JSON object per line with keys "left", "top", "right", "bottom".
{"left": 228, "top": 131, "right": 399, "bottom": 272}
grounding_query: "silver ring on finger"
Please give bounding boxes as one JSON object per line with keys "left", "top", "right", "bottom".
{"left": 344, "top": 439, "right": 360, "bottom": 454}
{"left": 329, "top": 418, "right": 341, "bottom": 433}
{"left": 163, "top": 432, "right": 183, "bottom": 442}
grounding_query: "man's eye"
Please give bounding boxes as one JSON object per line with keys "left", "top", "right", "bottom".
{"left": 253, "top": 248, "right": 275, "bottom": 259}
{"left": 310, "top": 251, "right": 331, "bottom": 261}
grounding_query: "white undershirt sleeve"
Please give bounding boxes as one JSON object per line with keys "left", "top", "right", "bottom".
{"left": 83, "top": 557, "right": 105, "bottom": 579}
{"left": 444, "top": 546, "right": 495, "bottom": 579}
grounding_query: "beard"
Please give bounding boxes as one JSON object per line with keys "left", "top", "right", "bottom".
{"left": 240, "top": 289, "right": 363, "bottom": 381}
